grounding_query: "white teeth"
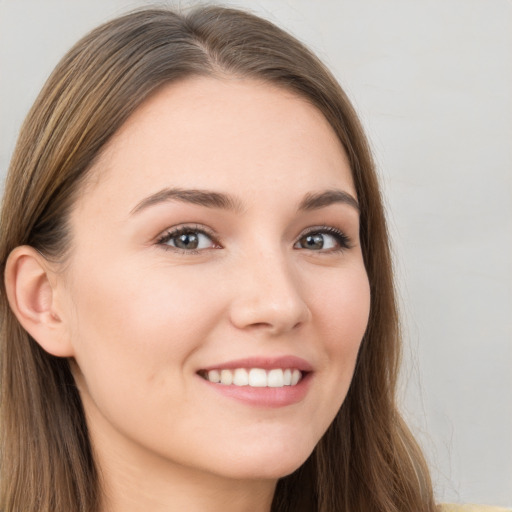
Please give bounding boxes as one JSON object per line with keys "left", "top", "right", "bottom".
{"left": 248, "top": 368, "right": 267, "bottom": 387}
{"left": 267, "top": 369, "right": 284, "bottom": 387}
{"left": 233, "top": 368, "right": 249, "bottom": 386}
{"left": 208, "top": 369, "right": 220, "bottom": 383}
{"left": 220, "top": 369, "right": 233, "bottom": 385}
{"left": 204, "top": 368, "right": 304, "bottom": 387}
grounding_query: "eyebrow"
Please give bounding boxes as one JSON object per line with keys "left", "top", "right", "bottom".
{"left": 130, "top": 187, "right": 359, "bottom": 215}
{"left": 297, "top": 189, "right": 360, "bottom": 212}
{"left": 130, "top": 187, "right": 244, "bottom": 215}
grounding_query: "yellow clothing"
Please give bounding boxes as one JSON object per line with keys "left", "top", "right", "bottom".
{"left": 440, "top": 505, "right": 512, "bottom": 512}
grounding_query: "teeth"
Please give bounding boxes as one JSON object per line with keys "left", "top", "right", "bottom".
{"left": 267, "top": 369, "right": 284, "bottom": 387}
{"left": 204, "top": 368, "right": 304, "bottom": 388}
{"left": 220, "top": 369, "right": 233, "bottom": 385}
{"left": 233, "top": 368, "right": 249, "bottom": 386}
{"left": 207, "top": 369, "right": 220, "bottom": 383}
{"left": 248, "top": 368, "right": 267, "bottom": 387}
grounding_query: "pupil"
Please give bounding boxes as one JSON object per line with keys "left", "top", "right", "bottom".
{"left": 177, "top": 232, "right": 198, "bottom": 249}
{"left": 304, "top": 234, "right": 323, "bottom": 249}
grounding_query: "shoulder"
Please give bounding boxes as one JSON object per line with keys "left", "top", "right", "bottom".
{"left": 439, "top": 505, "right": 512, "bottom": 512}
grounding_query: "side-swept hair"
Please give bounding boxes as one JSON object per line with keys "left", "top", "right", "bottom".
{"left": 0, "top": 6, "right": 436, "bottom": 511}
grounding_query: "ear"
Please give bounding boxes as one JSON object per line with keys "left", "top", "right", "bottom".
{"left": 4, "top": 245, "right": 74, "bottom": 357}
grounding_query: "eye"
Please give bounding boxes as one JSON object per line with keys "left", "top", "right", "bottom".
{"left": 294, "top": 227, "right": 351, "bottom": 252}
{"left": 157, "top": 226, "right": 218, "bottom": 252}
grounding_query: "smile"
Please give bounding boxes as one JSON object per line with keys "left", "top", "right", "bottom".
{"left": 197, "top": 356, "right": 313, "bottom": 407}
{"left": 199, "top": 368, "right": 303, "bottom": 388}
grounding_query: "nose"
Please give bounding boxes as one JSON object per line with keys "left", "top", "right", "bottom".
{"left": 228, "top": 249, "right": 312, "bottom": 336}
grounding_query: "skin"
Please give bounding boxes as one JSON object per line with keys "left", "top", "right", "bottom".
{"left": 44, "top": 78, "right": 370, "bottom": 511}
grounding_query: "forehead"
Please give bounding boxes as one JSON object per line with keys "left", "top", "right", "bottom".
{"left": 78, "top": 77, "right": 355, "bottom": 215}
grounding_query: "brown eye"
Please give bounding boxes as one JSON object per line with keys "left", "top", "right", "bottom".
{"left": 298, "top": 233, "right": 326, "bottom": 250}
{"left": 173, "top": 232, "right": 200, "bottom": 250}
{"left": 294, "top": 228, "right": 351, "bottom": 252}
{"left": 159, "top": 228, "right": 216, "bottom": 252}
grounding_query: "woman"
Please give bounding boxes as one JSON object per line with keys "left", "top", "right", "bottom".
{"left": 0, "top": 5, "right": 493, "bottom": 512}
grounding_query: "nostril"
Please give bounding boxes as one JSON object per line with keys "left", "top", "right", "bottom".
{"left": 248, "top": 322, "right": 273, "bottom": 329}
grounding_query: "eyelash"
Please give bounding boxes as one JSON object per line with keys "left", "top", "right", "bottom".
{"left": 156, "top": 224, "right": 353, "bottom": 254}
{"left": 156, "top": 225, "right": 219, "bottom": 255}
{"left": 297, "top": 226, "right": 353, "bottom": 253}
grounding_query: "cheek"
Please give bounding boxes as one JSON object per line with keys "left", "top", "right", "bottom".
{"left": 65, "top": 259, "right": 224, "bottom": 399}
{"left": 310, "top": 262, "right": 370, "bottom": 375}
{"left": 71, "top": 257, "right": 217, "bottom": 342}
{"left": 65, "top": 261, "right": 230, "bottom": 450}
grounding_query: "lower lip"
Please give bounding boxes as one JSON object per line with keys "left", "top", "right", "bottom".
{"left": 199, "top": 373, "right": 312, "bottom": 408}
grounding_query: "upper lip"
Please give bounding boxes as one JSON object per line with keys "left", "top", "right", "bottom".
{"left": 199, "top": 355, "right": 314, "bottom": 372}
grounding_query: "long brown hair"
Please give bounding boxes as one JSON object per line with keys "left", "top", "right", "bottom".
{"left": 0, "top": 6, "right": 436, "bottom": 511}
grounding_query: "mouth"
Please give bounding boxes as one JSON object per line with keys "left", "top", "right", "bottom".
{"left": 196, "top": 356, "right": 313, "bottom": 407}
{"left": 197, "top": 367, "right": 305, "bottom": 388}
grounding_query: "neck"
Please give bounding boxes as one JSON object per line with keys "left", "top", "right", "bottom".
{"left": 99, "top": 464, "right": 276, "bottom": 512}
{"left": 90, "top": 421, "right": 276, "bottom": 512}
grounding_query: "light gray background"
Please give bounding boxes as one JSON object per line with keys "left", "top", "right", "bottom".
{"left": 1, "top": 0, "right": 510, "bottom": 507}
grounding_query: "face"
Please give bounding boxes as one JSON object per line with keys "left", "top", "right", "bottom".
{"left": 58, "top": 77, "right": 370, "bottom": 482}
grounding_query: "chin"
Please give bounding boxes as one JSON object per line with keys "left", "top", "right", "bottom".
{"left": 203, "top": 441, "right": 315, "bottom": 481}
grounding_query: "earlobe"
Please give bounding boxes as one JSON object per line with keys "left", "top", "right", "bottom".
{"left": 4, "top": 245, "right": 74, "bottom": 357}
